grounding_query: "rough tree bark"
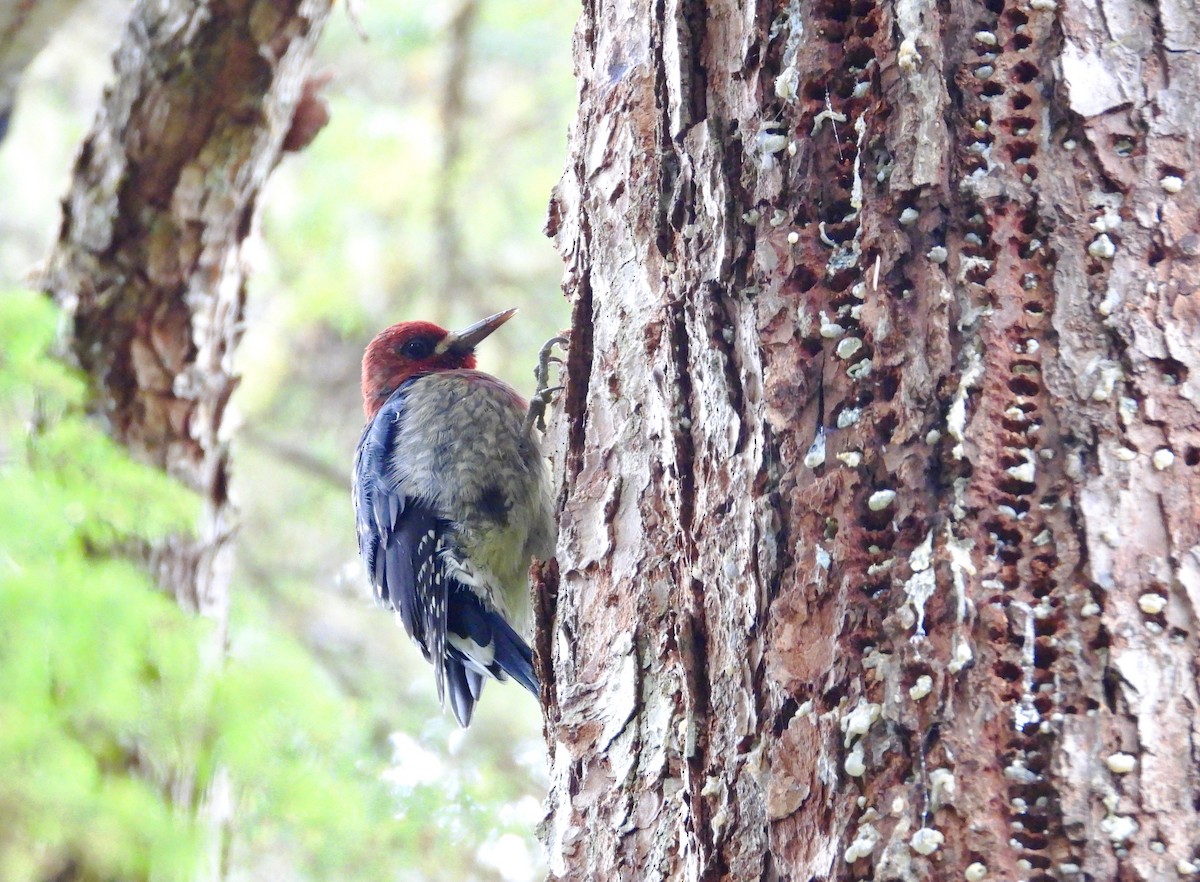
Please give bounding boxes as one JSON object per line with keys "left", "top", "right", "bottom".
{"left": 540, "top": 0, "right": 1198, "bottom": 880}
{"left": 41, "top": 0, "right": 331, "bottom": 878}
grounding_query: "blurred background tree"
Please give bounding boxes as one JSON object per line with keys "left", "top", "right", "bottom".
{"left": 1, "top": 0, "right": 573, "bottom": 879}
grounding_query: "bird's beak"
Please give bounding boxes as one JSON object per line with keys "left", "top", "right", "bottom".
{"left": 438, "top": 308, "right": 518, "bottom": 356}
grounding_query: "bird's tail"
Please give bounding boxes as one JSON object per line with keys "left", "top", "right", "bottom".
{"left": 443, "top": 598, "right": 539, "bottom": 726}
{"left": 490, "top": 615, "right": 538, "bottom": 695}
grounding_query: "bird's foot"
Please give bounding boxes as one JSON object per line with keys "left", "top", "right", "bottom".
{"left": 526, "top": 333, "right": 569, "bottom": 433}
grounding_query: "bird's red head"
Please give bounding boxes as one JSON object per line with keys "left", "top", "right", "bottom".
{"left": 361, "top": 308, "right": 517, "bottom": 419}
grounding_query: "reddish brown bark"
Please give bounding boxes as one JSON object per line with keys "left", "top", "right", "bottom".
{"left": 541, "top": 0, "right": 1199, "bottom": 879}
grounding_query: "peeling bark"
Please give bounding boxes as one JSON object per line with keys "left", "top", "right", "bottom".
{"left": 45, "top": 0, "right": 331, "bottom": 616}
{"left": 541, "top": 0, "right": 1200, "bottom": 880}
{"left": 40, "top": 0, "right": 331, "bottom": 878}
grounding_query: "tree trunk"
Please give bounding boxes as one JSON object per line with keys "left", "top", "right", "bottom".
{"left": 41, "top": 0, "right": 330, "bottom": 878}
{"left": 541, "top": 0, "right": 1199, "bottom": 880}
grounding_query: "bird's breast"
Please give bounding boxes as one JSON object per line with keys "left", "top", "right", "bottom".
{"left": 391, "top": 370, "right": 549, "bottom": 575}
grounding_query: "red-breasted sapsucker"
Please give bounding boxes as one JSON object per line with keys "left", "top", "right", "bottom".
{"left": 353, "top": 308, "right": 554, "bottom": 726}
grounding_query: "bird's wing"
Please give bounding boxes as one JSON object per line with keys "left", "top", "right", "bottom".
{"left": 353, "top": 387, "right": 536, "bottom": 726}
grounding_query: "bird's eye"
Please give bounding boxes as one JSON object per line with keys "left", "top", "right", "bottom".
{"left": 401, "top": 337, "right": 434, "bottom": 359}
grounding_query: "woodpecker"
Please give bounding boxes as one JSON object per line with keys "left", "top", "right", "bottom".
{"left": 353, "top": 308, "right": 554, "bottom": 726}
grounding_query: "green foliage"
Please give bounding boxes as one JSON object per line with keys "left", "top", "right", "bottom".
{"left": 0, "top": 291, "right": 203, "bottom": 882}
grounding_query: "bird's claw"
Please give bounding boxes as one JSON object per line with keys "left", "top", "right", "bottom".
{"left": 526, "top": 334, "right": 569, "bottom": 433}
